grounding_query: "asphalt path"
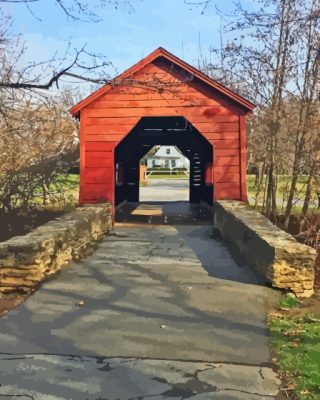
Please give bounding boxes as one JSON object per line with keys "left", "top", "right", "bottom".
{"left": 0, "top": 180, "right": 282, "bottom": 399}
{"left": 140, "top": 178, "right": 189, "bottom": 202}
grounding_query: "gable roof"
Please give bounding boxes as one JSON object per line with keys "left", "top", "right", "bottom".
{"left": 153, "top": 145, "right": 186, "bottom": 159}
{"left": 70, "top": 47, "right": 255, "bottom": 118}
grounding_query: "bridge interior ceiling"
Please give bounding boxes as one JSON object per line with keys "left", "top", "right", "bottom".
{"left": 115, "top": 117, "right": 213, "bottom": 205}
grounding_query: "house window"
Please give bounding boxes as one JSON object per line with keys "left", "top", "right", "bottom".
{"left": 165, "top": 160, "right": 169, "bottom": 168}
{"left": 152, "top": 160, "right": 156, "bottom": 166}
{"left": 166, "top": 148, "right": 170, "bottom": 154}
{"left": 171, "top": 160, "right": 176, "bottom": 167}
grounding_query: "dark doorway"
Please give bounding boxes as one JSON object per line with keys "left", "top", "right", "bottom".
{"left": 114, "top": 116, "right": 213, "bottom": 209}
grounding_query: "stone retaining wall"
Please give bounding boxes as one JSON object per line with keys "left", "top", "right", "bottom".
{"left": 0, "top": 203, "right": 112, "bottom": 294}
{"left": 214, "top": 200, "right": 316, "bottom": 297}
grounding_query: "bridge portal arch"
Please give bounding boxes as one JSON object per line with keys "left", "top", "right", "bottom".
{"left": 114, "top": 116, "right": 213, "bottom": 206}
{"left": 70, "top": 47, "right": 255, "bottom": 221}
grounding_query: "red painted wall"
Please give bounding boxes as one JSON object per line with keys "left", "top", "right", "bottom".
{"left": 79, "top": 59, "right": 247, "bottom": 205}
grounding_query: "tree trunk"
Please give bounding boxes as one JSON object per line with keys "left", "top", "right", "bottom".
{"left": 271, "top": 166, "right": 278, "bottom": 222}
{"left": 284, "top": 173, "right": 299, "bottom": 227}
{"left": 254, "top": 161, "right": 263, "bottom": 187}
{"left": 262, "top": 166, "right": 270, "bottom": 214}
{"left": 42, "top": 183, "right": 50, "bottom": 206}
{"left": 301, "top": 168, "right": 314, "bottom": 216}
{"left": 253, "top": 160, "right": 266, "bottom": 209}
{"left": 266, "top": 164, "right": 277, "bottom": 221}
{"left": 254, "top": 167, "right": 260, "bottom": 187}
{"left": 259, "top": 162, "right": 266, "bottom": 187}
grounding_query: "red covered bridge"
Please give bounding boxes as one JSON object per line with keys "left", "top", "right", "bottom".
{"left": 70, "top": 47, "right": 255, "bottom": 218}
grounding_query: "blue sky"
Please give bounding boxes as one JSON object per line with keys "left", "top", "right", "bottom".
{"left": 2, "top": 0, "right": 254, "bottom": 94}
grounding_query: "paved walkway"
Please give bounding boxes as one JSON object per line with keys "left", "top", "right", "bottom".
{"left": 140, "top": 178, "right": 189, "bottom": 202}
{"left": 115, "top": 201, "right": 212, "bottom": 224}
{"left": 0, "top": 227, "right": 281, "bottom": 398}
{"left": 0, "top": 199, "right": 281, "bottom": 399}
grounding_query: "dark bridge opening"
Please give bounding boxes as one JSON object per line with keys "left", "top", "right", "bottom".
{"left": 114, "top": 117, "right": 213, "bottom": 212}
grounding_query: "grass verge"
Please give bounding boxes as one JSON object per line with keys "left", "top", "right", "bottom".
{"left": 269, "top": 293, "right": 320, "bottom": 399}
{"left": 146, "top": 174, "right": 189, "bottom": 179}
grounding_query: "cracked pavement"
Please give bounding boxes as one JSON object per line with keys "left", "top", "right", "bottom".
{"left": 0, "top": 201, "right": 281, "bottom": 399}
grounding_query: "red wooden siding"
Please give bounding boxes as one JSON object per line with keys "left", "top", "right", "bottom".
{"left": 73, "top": 48, "right": 255, "bottom": 206}
{"left": 80, "top": 108, "right": 115, "bottom": 204}
{"left": 80, "top": 60, "right": 242, "bottom": 202}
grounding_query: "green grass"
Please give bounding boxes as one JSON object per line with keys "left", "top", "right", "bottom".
{"left": 32, "top": 173, "right": 80, "bottom": 209}
{"left": 147, "top": 174, "right": 188, "bottom": 179}
{"left": 247, "top": 174, "right": 310, "bottom": 190}
{"left": 248, "top": 175, "right": 310, "bottom": 197}
{"left": 279, "top": 294, "right": 300, "bottom": 309}
{"left": 53, "top": 173, "right": 79, "bottom": 189}
{"left": 50, "top": 174, "right": 79, "bottom": 207}
{"left": 269, "top": 296, "right": 320, "bottom": 399}
{"left": 247, "top": 174, "right": 319, "bottom": 212}
{"left": 58, "top": 173, "right": 79, "bottom": 184}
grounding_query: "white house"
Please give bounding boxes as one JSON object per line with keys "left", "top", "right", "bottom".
{"left": 145, "top": 146, "right": 190, "bottom": 169}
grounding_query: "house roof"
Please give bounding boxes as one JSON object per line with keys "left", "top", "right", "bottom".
{"left": 149, "top": 155, "right": 180, "bottom": 160}
{"left": 152, "top": 145, "right": 186, "bottom": 159}
{"left": 70, "top": 47, "right": 255, "bottom": 118}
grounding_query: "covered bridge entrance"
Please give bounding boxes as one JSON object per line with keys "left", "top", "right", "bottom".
{"left": 115, "top": 116, "right": 213, "bottom": 205}
{"left": 70, "top": 47, "right": 255, "bottom": 220}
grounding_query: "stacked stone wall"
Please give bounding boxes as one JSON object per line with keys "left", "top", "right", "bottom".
{"left": 215, "top": 200, "right": 316, "bottom": 297}
{"left": 0, "top": 204, "right": 112, "bottom": 293}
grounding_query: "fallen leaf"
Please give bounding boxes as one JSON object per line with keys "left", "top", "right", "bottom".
{"left": 160, "top": 324, "right": 167, "bottom": 329}
{"left": 268, "top": 312, "right": 283, "bottom": 318}
{"left": 76, "top": 300, "right": 85, "bottom": 307}
{"left": 187, "top": 286, "right": 192, "bottom": 290}
{"left": 280, "top": 383, "right": 295, "bottom": 391}
{"left": 283, "top": 329, "right": 305, "bottom": 336}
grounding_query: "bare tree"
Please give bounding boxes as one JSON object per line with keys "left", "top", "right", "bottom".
{"left": 0, "top": 0, "right": 140, "bottom": 91}
{"left": 0, "top": 0, "right": 138, "bottom": 236}
{"left": 283, "top": 0, "right": 320, "bottom": 224}
{"left": 0, "top": 94, "right": 79, "bottom": 213}
{"left": 0, "top": 0, "right": 136, "bottom": 22}
{"left": 196, "top": 0, "right": 320, "bottom": 222}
